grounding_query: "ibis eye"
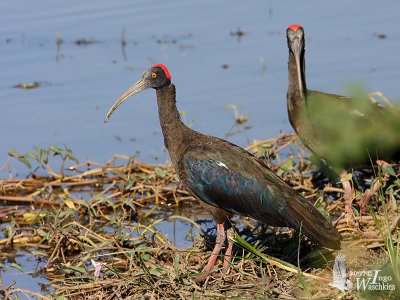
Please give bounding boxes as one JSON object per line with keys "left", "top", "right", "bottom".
{"left": 151, "top": 72, "right": 157, "bottom": 79}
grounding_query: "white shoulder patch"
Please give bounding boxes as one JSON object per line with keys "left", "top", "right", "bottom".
{"left": 216, "top": 161, "right": 229, "bottom": 170}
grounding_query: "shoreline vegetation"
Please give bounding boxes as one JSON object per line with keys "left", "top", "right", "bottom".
{"left": 0, "top": 133, "right": 399, "bottom": 299}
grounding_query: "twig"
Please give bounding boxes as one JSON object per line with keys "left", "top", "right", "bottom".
{"left": 8, "top": 288, "right": 53, "bottom": 300}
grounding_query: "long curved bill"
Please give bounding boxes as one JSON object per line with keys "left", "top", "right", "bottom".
{"left": 292, "top": 39, "right": 304, "bottom": 98}
{"left": 104, "top": 78, "right": 150, "bottom": 123}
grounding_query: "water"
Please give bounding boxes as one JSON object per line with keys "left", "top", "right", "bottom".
{"left": 1, "top": 1, "right": 399, "bottom": 175}
{"left": 0, "top": 0, "right": 399, "bottom": 294}
{"left": 0, "top": 249, "right": 47, "bottom": 294}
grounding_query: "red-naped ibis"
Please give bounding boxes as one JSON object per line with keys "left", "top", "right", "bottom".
{"left": 105, "top": 64, "right": 341, "bottom": 280}
{"left": 286, "top": 24, "right": 400, "bottom": 220}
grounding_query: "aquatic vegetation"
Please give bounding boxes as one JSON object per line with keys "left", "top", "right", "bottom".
{"left": 0, "top": 133, "right": 398, "bottom": 299}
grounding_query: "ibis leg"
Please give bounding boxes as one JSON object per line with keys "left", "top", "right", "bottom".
{"left": 340, "top": 171, "right": 354, "bottom": 224}
{"left": 196, "top": 223, "right": 226, "bottom": 281}
{"left": 222, "top": 227, "right": 235, "bottom": 273}
{"left": 362, "top": 160, "right": 391, "bottom": 213}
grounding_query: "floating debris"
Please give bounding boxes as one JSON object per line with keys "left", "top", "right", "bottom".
{"left": 13, "top": 82, "right": 41, "bottom": 89}
{"left": 75, "top": 38, "right": 101, "bottom": 46}
{"left": 230, "top": 27, "right": 247, "bottom": 42}
{"left": 373, "top": 33, "right": 387, "bottom": 39}
{"left": 230, "top": 27, "right": 246, "bottom": 38}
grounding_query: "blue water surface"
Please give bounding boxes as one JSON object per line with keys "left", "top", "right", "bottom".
{"left": 0, "top": 1, "right": 399, "bottom": 175}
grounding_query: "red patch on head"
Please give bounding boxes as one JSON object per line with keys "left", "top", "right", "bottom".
{"left": 288, "top": 24, "right": 303, "bottom": 32}
{"left": 151, "top": 64, "right": 172, "bottom": 80}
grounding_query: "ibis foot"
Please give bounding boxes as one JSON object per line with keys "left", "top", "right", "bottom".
{"left": 195, "top": 223, "right": 226, "bottom": 282}
{"left": 195, "top": 224, "right": 235, "bottom": 282}
{"left": 222, "top": 227, "right": 235, "bottom": 273}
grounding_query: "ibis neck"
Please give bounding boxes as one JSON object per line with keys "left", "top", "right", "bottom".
{"left": 156, "top": 84, "right": 189, "bottom": 161}
{"left": 287, "top": 49, "right": 308, "bottom": 132}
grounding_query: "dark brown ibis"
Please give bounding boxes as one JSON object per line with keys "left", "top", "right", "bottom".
{"left": 286, "top": 24, "right": 400, "bottom": 219}
{"left": 105, "top": 64, "right": 341, "bottom": 280}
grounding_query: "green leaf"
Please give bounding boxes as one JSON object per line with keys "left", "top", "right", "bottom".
{"left": 11, "top": 262, "right": 24, "bottom": 272}
{"left": 141, "top": 253, "right": 151, "bottom": 262}
{"left": 50, "top": 145, "right": 64, "bottom": 155}
{"left": 5, "top": 225, "right": 13, "bottom": 238}
{"left": 66, "top": 153, "right": 80, "bottom": 164}
{"left": 173, "top": 254, "right": 180, "bottom": 274}
{"left": 386, "top": 166, "right": 397, "bottom": 177}
{"left": 276, "top": 159, "right": 294, "bottom": 176}
{"left": 58, "top": 209, "right": 75, "bottom": 219}
{"left": 120, "top": 198, "right": 136, "bottom": 211}
{"left": 106, "top": 199, "right": 116, "bottom": 208}
{"left": 56, "top": 297, "right": 68, "bottom": 300}
{"left": 67, "top": 265, "right": 86, "bottom": 273}
{"left": 7, "top": 148, "right": 20, "bottom": 158}
{"left": 25, "top": 151, "right": 37, "bottom": 160}
{"left": 8, "top": 148, "right": 32, "bottom": 169}
{"left": 17, "top": 156, "right": 32, "bottom": 169}
{"left": 154, "top": 167, "right": 166, "bottom": 177}
{"left": 123, "top": 177, "right": 136, "bottom": 190}
{"left": 36, "top": 228, "right": 49, "bottom": 238}
{"left": 39, "top": 148, "right": 47, "bottom": 166}
{"left": 316, "top": 205, "right": 331, "bottom": 221}
{"left": 23, "top": 213, "right": 39, "bottom": 223}
{"left": 256, "top": 150, "right": 268, "bottom": 159}
{"left": 149, "top": 267, "right": 162, "bottom": 277}
{"left": 280, "top": 159, "right": 294, "bottom": 171}
{"left": 77, "top": 235, "right": 97, "bottom": 247}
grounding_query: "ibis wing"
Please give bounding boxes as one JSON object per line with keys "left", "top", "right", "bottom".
{"left": 180, "top": 143, "right": 298, "bottom": 227}
{"left": 178, "top": 139, "right": 341, "bottom": 249}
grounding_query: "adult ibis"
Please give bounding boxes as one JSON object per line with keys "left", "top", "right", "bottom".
{"left": 286, "top": 24, "right": 400, "bottom": 219}
{"left": 105, "top": 64, "right": 341, "bottom": 280}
